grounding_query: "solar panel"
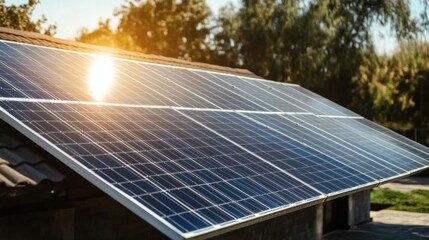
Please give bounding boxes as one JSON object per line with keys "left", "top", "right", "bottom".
{"left": 333, "top": 118, "right": 429, "bottom": 165}
{"left": 0, "top": 100, "right": 322, "bottom": 238}
{"left": 193, "top": 71, "right": 300, "bottom": 112}
{"left": 0, "top": 42, "right": 216, "bottom": 108}
{"left": 0, "top": 40, "right": 428, "bottom": 239}
{"left": 289, "top": 85, "right": 360, "bottom": 116}
{"left": 181, "top": 110, "right": 375, "bottom": 194}
{"left": 356, "top": 118, "right": 429, "bottom": 159}
{"left": 292, "top": 115, "right": 429, "bottom": 173}
{"left": 242, "top": 113, "right": 403, "bottom": 180}
{"left": 144, "top": 65, "right": 269, "bottom": 111}
{"left": 245, "top": 77, "right": 359, "bottom": 116}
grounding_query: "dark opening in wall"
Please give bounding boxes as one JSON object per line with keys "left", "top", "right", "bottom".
{"left": 323, "top": 196, "right": 349, "bottom": 234}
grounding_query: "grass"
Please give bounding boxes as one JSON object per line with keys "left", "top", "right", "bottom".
{"left": 371, "top": 188, "right": 429, "bottom": 213}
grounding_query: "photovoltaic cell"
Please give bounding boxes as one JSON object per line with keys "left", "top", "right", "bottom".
{"left": 0, "top": 100, "right": 321, "bottom": 235}
{"left": 0, "top": 41, "right": 94, "bottom": 100}
{"left": 356, "top": 118, "right": 429, "bottom": 159}
{"left": 246, "top": 78, "right": 359, "bottom": 116}
{"left": 333, "top": 118, "right": 429, "bottom": 166}
{"left": 0, "top": 40, "right": 357, "bottom": 116}
{"left": 116, "top": 62, "right": 219, "bottom": 109}
{"left": 144, "top": 65, "right": 269, "bottom": 111}
{"left": 0, "top": 41, "right": 216, "bottom": 108}
{"left": 289, "top": 85, "right": 360, "bottom": 116}
{"left": 243, "top": 113, "right": 401, "bottom": 180}
{"left": 192, "top": 71, "right": 287, "bottom": 112}
{"left": 181, "top": 110, "right": 374, "bottom": 194}
{"left": 291, "top": 115, "right": 429, "bottom": 173}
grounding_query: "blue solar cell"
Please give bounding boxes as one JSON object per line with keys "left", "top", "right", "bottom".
{"left": 289, "top": 85, "right": 359, "bottom": 116}
{"left": 243, "top": 113, "right": 403, "bottom": 180}
{"left": 245, "top": 78, "right": 359, "bottom": 116}
{"left": 292, "top": 115, "right": 429, "bottom": 173}
{"left": 0, "top": 100, "right": 321, "bottom": 236}
{"left": 181, "top": 110, "right": 375, "bottom": 194}
{"left": 356, "top": 118, "right": 429, "bottom": 160}
{"left": 144, "top": 65, "right": 268, "bottom": 111}
{"left": 0, "top": 41, "right": 217, "bottom": 108}
{"left": 194, "top": 71, "right": 307, "bottom": 113}
{"left": 333, "top": 118, "right": 429, "bottom": 166}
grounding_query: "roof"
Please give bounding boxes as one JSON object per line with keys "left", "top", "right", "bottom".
{"left": 0, "top": 27, "right": 260, "bottom": 79}
{"left": 0, "top": 120, "right": 65, "bottom": 188}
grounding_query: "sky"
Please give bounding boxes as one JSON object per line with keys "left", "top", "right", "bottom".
{"left": 4, "top": 0, "right": 424, "bottom": 55}
{"left": 5, "top": 0, "right": 237, "bottom": 39}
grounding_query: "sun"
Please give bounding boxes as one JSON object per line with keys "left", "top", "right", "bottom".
{"left": 88, "top": 55, "right": 115, "bottom": 101}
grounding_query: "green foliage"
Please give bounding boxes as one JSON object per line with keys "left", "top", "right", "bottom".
{"left": 77, "top": 0, "right": 212, "bottom": 62}
{"left": 371, "top": 188, "right": 429, "bottom": 213}
{"left": 76, "top": 20, "right": 117, "bottom": 48}
{"left": 0, "top": 0, "right": 56, "bottom": 36}
{"left": 353, "top": 41, "right": 429, "bottom": 128}
{"left": 214, "top": 0, "right": 422, "bottom": 106}
{"left": 211, "top": 3, "right": 241, "bottom": 68}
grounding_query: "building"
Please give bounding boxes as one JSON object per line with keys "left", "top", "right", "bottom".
{"left": 0, "top": 27, "right": 428, "bottom": 240}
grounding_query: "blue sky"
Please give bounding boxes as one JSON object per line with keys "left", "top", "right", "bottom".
{"left": 4, "top": 0, "right": 424, "bottom": 55}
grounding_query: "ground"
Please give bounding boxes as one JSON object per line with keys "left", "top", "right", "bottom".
{"left": 381, "top": 177, "right": 429, "bottom": 192}
{"left": 324, "top": 210, "right": 429, "bottom": 240}
{"left": 325, "top": 177, "right": 429, "bottom": 240}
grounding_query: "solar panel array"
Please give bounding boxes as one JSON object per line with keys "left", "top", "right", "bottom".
{"left": 0, "top": 40, "right": 428, "bottom": 240}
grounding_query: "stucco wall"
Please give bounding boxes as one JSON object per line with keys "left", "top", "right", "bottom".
{"left": 211, "top": 204, "right": 323, "bottom": 240}
{"left": 348, "top": 189, "right": 371, "bottom": 226}
{"left": 0, "top": 190, "right": 372, "bottom": 240}
{"left": 0, "top": 197, "right": 168, "bottom": 240}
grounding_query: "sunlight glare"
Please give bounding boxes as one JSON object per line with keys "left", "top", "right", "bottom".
{"left": 88, "top": 55, "right": 115, "bottom": 101}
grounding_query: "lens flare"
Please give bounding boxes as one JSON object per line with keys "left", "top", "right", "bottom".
{"left": 88, "top": 56, "right": 115, "bottom": 101}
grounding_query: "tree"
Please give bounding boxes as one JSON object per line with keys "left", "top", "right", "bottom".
{"left": 77, "top": 0, "right": 212, "bottom": 62}
{"left": 213, "top": 0, "right": 422, "bottom": 107}
{"left": 352, "top": 41, "right": 429, "bottom": 130}
{"left": 210, "top": 4, "right": 241, "bottom": 68}
{"left": 0, "top": 0, "right": 56, "bottom": 36}
{"left": 76, "top": 20, "right": 118, "bottom": 48}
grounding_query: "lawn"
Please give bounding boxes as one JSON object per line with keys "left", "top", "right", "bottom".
{"left": 371, "top": 188, "right": 429, "bottom": 213}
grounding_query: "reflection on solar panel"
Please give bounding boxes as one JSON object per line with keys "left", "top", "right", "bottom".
{"left": 0, "top": 40, "right": 428, "bottom": 240}
{"left": 194, "top": 72, "right": 305, "bottom": 112}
